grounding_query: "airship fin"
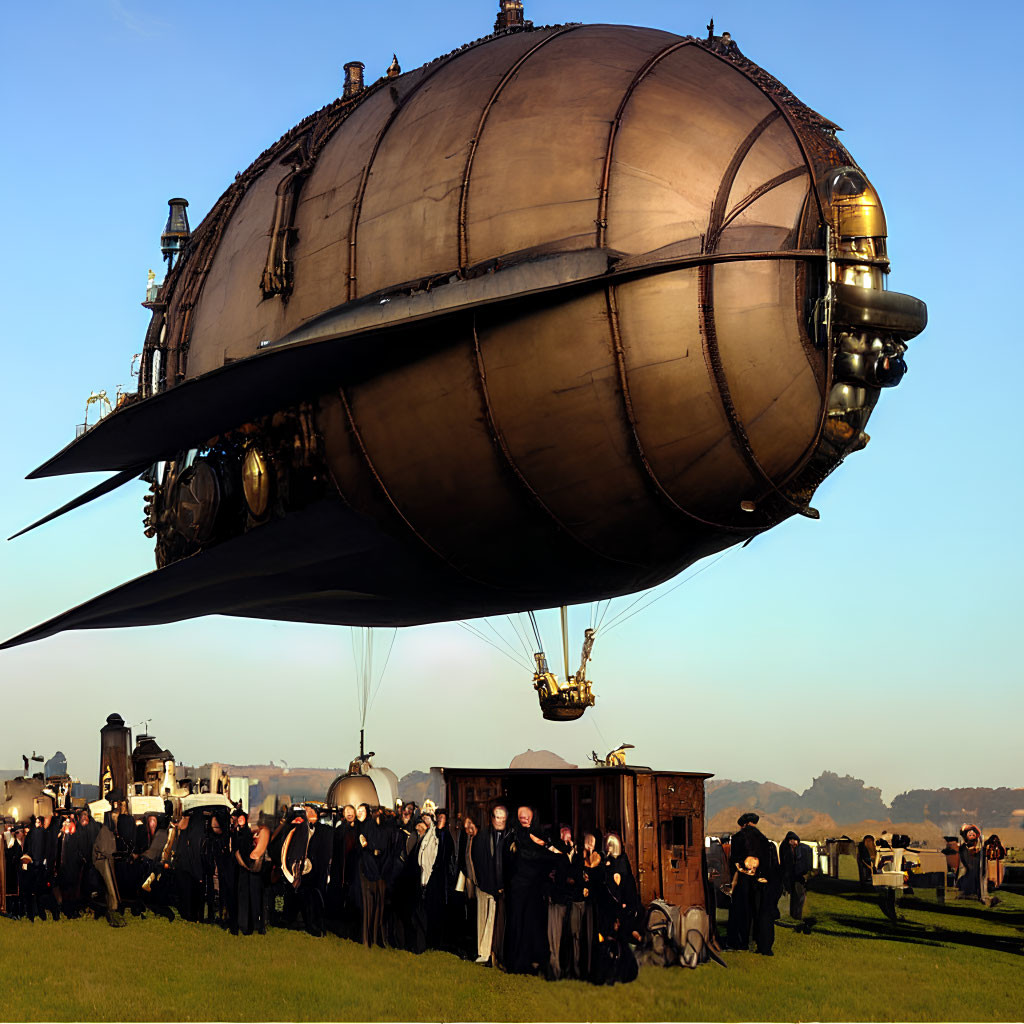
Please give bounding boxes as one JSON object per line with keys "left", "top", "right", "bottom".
{"left": 0, "top": 498, "right": 390, "bottom": 649}
{"left": 25, "top": 246, "right": 819, "bottom": 480}
{"left": 8, "top": 467, "right": 144, "bottom": 541}
{"left": 26, "top": 250, "right": 614, "bottom": 480}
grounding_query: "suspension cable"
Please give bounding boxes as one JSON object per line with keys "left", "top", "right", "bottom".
{"left": 527, "top": 610, "right": 544, "bottom": 651}
{"left": 457, "top": 620, "right": 531, "bottom": 670}
{"left": 599, "top": 549, "right": 733, "bottom": 636}
{"left": 484, "top": 617, "right": 532, "bottom": 668}
{"left": 366, "top": 628, "right": 397, "bottom": 717}
{"left": 511, "top": 613, "right": 536, "bottom": 660}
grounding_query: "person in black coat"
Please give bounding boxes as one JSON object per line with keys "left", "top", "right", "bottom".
{"left": 231, "top": 810, "right": 262, "bottom": 935}
{"left": 856, "top": 835, "right": 876, "bottom": 887}
{"left": 375, "top": 809, "right": 401, "bottom": 945}
{"left": 3, "top": 824, "right": 26, "bottom": 918}
{"left": 579, "top": 832, "right": 603, "bottom": 981}
{"left": 425, "top": 808, "right": 456, "bottom": 950}
{"left": 504, "top": 806, "right": 561, "bottom": 975}
{"left": 391, "top": 812, "right": 423, "bottom": 951}
{"left": 24, "top": 813, "right": 60, "bottom": 921}
{"left": 454, "top": 815, "right": 479, "bottom": 958}
{"left": 335, "top": 805, "right": 364, "bottom": 940}
{"left": 727, "top": 811, "right": 779, "bottom": 954}
{"left": 779, "top": 830, "right": 812, "bottom": 921}
{"left": 55, "top": 813, "right": 85, "bottom": 918}
{"left": 327, "top": 805, "right": 359, "bottom": 936}
{"left": 174, "top": 812, "right": 206, "bottom": 922}
{"left": 356, "top": 803, "right": 387, "bottom": 947}
{"left": 73, "top": 808, "right": 103, "bottom": 916}
{"left": 304, "top": 804, "right": 334, "bottom": 937}
{"left": 93, "top": 813, "right": 125, "bottom": 926}
{"left": 471, "top": 805, "right": 511, "bottom": 966}
{"left": 209, "top": 810, "right": 238, "bottom": 931}
{"left": 106, "top": 799, "right": 137, "bottom": 909}
{"left": 591, "top": 833, "right": 640, "bottom": 985}
{"left": 547, "top": 824, "right": 585, "bottom": 979}
{"left": 280, "top": 804, "right": 332, "bottom": 936}
{"left": 957, "top": 824, "right": 983, "bottom": 898}
{"left": 726, "top": 812, "right": 757, "bottom": 950}
{"left": 268, "top": 808, "right": 305, "bottom": 928}
{"left": 135, "top": 813, "right": 173, "bottom": 921}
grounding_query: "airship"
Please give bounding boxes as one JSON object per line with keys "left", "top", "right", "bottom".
{"left": 3, "top": 2, "right": 926, "bottom": 650}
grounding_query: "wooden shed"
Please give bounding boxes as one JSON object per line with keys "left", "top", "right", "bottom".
{"left": 438, "top": 765, "right": 712, "bottom": 909}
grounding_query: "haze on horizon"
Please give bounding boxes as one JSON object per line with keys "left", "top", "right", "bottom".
{"left": 1, "top": 0, "right": 1020, "bottom": 807}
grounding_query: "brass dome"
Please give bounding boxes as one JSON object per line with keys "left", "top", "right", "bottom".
{"left": 326, "top": 772, "right": 379, "bottom": 809}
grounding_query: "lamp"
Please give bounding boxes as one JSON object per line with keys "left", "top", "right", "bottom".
{"left": 160, "top": 198, "right": 191, "bottom": 271}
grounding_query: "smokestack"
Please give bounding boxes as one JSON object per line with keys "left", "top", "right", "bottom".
{"left": 343, "top": 61, "right": 365, "bottom": 98}
{"left": 495, "top": 0, "right": 527, "bottom": 32}
{"left": 160, "top": 198, "right": 190, "bottom": 273}
{"left": 99, "top": 712, "right": 132, "bottom": 801}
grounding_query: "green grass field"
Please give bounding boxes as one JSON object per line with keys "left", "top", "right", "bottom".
{"left": 2, "top": 877, "right": 1021, "bottom": 1022}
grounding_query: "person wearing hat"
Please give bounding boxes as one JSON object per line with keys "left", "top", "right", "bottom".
{"left": 957, "top": 824, "right": 984, "bottom": 899}
{"left": 2, "top": 818, "right": 25, "bottom": 918}
{"left": 984, "top": 834, "right": 1006, "bottom": 890}
{"left": 780, "top": 831, "right": 812, "bottom": 923}
{"left": 726, "top": 812, "right": 778, "bottom": 954}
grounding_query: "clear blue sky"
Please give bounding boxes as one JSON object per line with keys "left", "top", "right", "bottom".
{"left": 1, "top": 0, "right": 1020, "bottom": 804}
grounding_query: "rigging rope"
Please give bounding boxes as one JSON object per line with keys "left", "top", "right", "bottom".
{"left": 588, "top": 705, "right": 610, "bottom": 753}
{"left": 510, "top": 613, "right": 535, "bottom": 661}
{"left": 456, "top": 620, "right": 532, "bottom": 671}
{"left": 366, "top": 628, "right": 397, "bottom": 718}
{"left": 527, "top": 610, "right": 544, "bottom": 651}
{"left": 351, "top": 625, "right": 398, "bottom": 729}
{"left": 597, "top": 549, "right": 733, "bottom": 636}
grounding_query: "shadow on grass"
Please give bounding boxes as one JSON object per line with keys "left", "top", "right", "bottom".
{"left": 812, "top": 924, "right": 945, "bottom": 949}
{"left": 812, "top": 877, "right": 1024, "bottom": 929}
{"left": 899, "top": 896, "right": 1024, "bottom": 927}
{"left": 826, "top": 914, "right": 1024, "bottom": 957}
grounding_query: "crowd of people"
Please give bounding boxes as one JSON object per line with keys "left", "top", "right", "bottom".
{"left": 855, "top": 824, "right": 1008, "bottom": 899}
{"left": 14, "top": 799, "right": 981, "bottom": 971}
{"left": 1, "top": 796, "right": 645, "bottom": 985}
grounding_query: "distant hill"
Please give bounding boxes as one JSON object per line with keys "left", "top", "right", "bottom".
{"left": 398, "top": 770, "right": 433, "bottom": 806}
{"left": 706, "top": 779, "right": 799, "bottom": 815}
{"left": 890, "top": 788, "right": 1023, "bottom": 835}
{"left": 207, "top": 763, "right": 344, "bottom": 806}
{"left": 708, "top": 806, "right": 948, "bottom": 847}
{"left": 708, "top": 772, "right": 1022, "bottom": 842}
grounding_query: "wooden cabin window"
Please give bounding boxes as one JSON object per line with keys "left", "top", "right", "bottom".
{"left": 578, "top": 784, "right": 595, "bottom": 832}
{"left": 600, "top": 776, "right": 621, "bottom": 837}
{"left": 665, "top": 814, "right": 694, "bottom": 848}
{"left": 553, "top": 784, "right": 572, "bottom": 830}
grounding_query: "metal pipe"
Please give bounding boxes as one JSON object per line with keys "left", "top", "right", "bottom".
{"left": 560, "top": 604, "right": 569, "bottom": 682}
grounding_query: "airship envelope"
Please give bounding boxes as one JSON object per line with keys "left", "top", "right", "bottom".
{"left": 4, "top": 22, "right": 925, "bottom": 649}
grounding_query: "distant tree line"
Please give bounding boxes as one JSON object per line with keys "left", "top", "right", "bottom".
{"left": 707, "top": 772, "right": 1021, "bottom": 828}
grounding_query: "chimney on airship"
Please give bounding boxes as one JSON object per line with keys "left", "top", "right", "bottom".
{"left": 343, "top": 61, "right": 365, "bottom": 98}
{"left": 495, "top": 0, "right": 529, "bottom": 32}
{"left": 160, "top": 198, "right": 190, "bottom": 273}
